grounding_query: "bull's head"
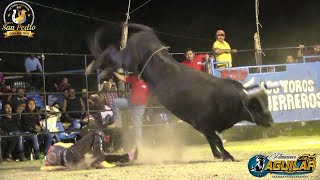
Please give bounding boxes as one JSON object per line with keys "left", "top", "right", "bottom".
{"left": 244, "top": 85, "right": 274, "bottom": 127}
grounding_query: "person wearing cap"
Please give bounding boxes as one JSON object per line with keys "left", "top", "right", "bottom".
{"left": 212, "top": 29, "right": 237, "bottom": 68}
{"left": 40, "top": 105, "right": 62, "bottom": 142}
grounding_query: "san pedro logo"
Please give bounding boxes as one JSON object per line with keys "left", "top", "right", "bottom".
{"left": 2, "top": 1, "right": 36, "bottom": 38}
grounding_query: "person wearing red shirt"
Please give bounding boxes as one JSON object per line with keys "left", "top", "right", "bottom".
{"left": 181, "top": 48, "right": 209, "bottom": 72}
{"left": 110, "top": 71, "right": 149, "bottom": 149}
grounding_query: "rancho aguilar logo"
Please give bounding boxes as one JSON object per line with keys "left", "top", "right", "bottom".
{"left": 248, "top": 153, "right": 316, "bottom": 178}
{"left": 2, "top": 1, "right": 36, "bottom": 38}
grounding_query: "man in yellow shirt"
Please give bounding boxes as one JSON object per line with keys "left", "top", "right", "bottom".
{"left": 212, "top": 30, "right": 237, "bottom": 68}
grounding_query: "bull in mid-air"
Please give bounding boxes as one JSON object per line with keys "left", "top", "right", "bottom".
{"left": 86, "top": 23, "right": 273, "bottom": 161}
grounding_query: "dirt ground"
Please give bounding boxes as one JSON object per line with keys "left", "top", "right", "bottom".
{"left": 1, "top": 136, "right": 319, "bottom": 180}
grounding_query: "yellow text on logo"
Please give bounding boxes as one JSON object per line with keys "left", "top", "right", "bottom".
{"left": 264, "top": 160, "right": 316, "bottom": 173}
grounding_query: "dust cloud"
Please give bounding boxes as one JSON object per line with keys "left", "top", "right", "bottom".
{"left": 136, "top": 121, "right": 205, "bottom": 164}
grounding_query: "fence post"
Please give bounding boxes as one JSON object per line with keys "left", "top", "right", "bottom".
{"left": 0, "top": 137, "right": 2, "bottom": 163}
{"left": 41, "top": 55, "right": 48, "bottom": 131}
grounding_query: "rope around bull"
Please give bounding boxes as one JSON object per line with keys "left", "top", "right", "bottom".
{"left": 138, "top": 46, "right": 170, "bottom": 79}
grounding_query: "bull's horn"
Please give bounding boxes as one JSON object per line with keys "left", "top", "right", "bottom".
{"left": 264, "top": 81, "right": 281, "bottom": 89}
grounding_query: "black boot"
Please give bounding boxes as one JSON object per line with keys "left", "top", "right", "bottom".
{"left": 20, "top": 153, "right": 27, "bottom": 161}
{"left": 34, "top": 151, "right": 40, "bottom": 160}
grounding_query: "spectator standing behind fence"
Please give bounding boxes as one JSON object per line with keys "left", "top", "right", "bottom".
{"left": 181, "top": 48, "right": 209, "bottom": 72}
{"left": 297, "top": 43, "right": 320, "bottom": 62}
{"left": 24, "top": 54, "right": 43, "bottom": 89}
{"left": 110, "top": 71, "right": 149, "bottom": 150}
{"left": 212, "top": 29, "right": 237, "bottom": 68}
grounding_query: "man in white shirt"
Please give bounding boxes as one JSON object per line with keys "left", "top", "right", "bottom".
{"left": 24, "top": 54, "right": 43, "bottom": 89}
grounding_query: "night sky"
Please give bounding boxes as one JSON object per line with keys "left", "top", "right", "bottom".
{"left": 1, "top": 0, "right": 320, "bottom": 72}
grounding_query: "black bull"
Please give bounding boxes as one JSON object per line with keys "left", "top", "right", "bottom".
{"left": 86, "top": 24, "right": 273, "bottom": 161}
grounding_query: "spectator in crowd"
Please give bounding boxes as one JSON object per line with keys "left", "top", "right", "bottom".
{"left": 11, "top": 87, "right": 27, "bottom": 111}
{"left": 0, "top": 103, "right": 19, "bottom": 162}
{"left": 80, "top": 89, "right": 89, "bottom": 111}
{"left": 267, "top": 66, "right": 275, "bottom": 72}
{"left": 0, "top": 73, "right": 12, "bottom": 103}
{"left": 24, "top": 54, "right": 43, "bottom": 89}
{"left": 82, "top": 94, "right": 109, "bottom": 128}
{"left": 0, "top": 72, "right": 3, "bottom": 84}
{"left": 62, "top": 88, "right": 85, "bottom": 128}
{"left": 62, "top": 89, "right": 69, "bottom": 101}
{"left": 15, "top": 103, "right": 26, "bottom": 119}
{"left": 52, "top": 102, "right": 62, "bottom": 111}
{"left": 13, "top": 103, "right": 28, "bottom": 160}
{"left": 297, "top": 43, "right": 320, "bottom": 62}
{"left": 40, "top": 130, "right": 138, "bottom": 170}
{"left": 111, "top": 71, "right": 149, "bottom": 149}
{"left": 20, "top": 99, "right": 42, "bottom": 158}
{"left": 101, "top": 81, "right": 119, "bottom": 108}
{"left": 285, "top": 55, "right": 296, "bottom": 63}
{"left": 40, "top": 105, "right": 61, "bottom": 143}
{"left": 212, "top": 29, "right": 237, "bottom": 68}
{"left": 54, "top": 77, "right": 71, "bottom": 92}
{"left": 180, "top": 48, "right": 209, "bottom": 72}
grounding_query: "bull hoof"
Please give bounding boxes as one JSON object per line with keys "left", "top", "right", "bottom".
{"left": 223, "top": 156, "right": 236, "bottom": 162}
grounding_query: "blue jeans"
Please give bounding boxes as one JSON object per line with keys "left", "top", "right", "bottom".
{"left": 16, "top": 133, "right": 40, "bottom": 153}
{"left": 38, "top": 132, "right": 54, "bottom": 154}
{"left": 54, "top": 133, "right": 61, "bottom": 143}
{"left": 112, "top": 98, "right": 146, "bottom": 148}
